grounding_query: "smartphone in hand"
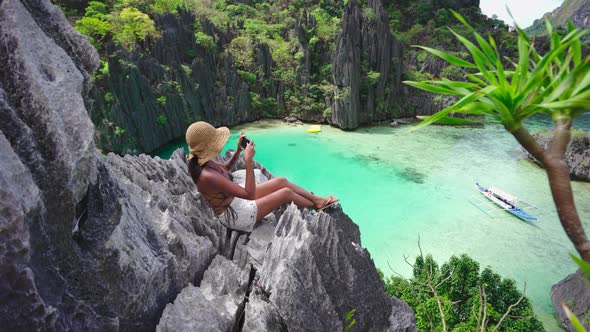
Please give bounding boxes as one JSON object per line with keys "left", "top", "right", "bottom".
{"left": 240, "top": 137, "right": 251, "bottom": 149}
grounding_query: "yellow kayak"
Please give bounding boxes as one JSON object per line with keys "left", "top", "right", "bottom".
{"left": 307, "top": 125, "right": 321, "bottom": 133}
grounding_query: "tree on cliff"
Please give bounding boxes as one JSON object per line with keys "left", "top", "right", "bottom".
{"left": 380, "top": 253, "right": 543, "bottom": 331}
{"left": 405, "top": 14, "right": 590, "bottom": 262}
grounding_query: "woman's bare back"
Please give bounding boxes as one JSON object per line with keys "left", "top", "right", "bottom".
{"left": 197, "top": 162, "right": 235, "bottom": 215}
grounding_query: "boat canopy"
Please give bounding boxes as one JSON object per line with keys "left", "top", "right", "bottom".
{"left": 488, "top": 186, "right": 518, "bottom": 202}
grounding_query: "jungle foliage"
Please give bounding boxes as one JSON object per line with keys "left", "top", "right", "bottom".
{"left": 63, "top": 0, "right": 346, "bottom": 118}
{"left": 56, "top": 0, "right": 521, "bottom": 123}
{"left": 380, "top": 254, "right": 544, "bottom": 331}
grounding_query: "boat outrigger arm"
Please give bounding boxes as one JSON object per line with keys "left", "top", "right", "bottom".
{"left": 473, "top": 183, "right": 540, "bottom": 221}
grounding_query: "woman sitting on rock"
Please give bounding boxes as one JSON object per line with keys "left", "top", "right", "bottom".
{"left": 186, "top": 121, "right": 339, "bottom": 232}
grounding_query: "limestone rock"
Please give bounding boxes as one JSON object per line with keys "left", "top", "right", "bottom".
{"left": 157, "top": 255, "right": 250, "bottom": 332}
{"left": 243, "top": 293, "right": 285, "bottom": 332}
{"left": 331, "top": 0, "right": 403, "bottom": 129}
{"left": 251, "top": 204, "right": 416, "bottom": 331}
{"left": 284, "top": 116, "right": 299, "bottom": 123}
{"left": 551, "top": 269, "right": 590, "bottom": 331}
{"left": 526, "top": 129, "right": 590, "bottom": 181}
{"left": 0, "top": 132, "right": 56, "bottom": 330}
{"left": 0, "top": 1, "right": 220, "bottom": 329}
{"left": 0, "top": 0, "right": 97, "bottom": 203}
{"left": 155, "top": 204, "right": 416, "bottom": 331}
{"left": 331, "top": 1, "right": 362, "bottom": 129}
{"left": 397, "top": 91, "right": 458, "bottom": 118}
{"left": 232, "top": 221, "right": 276, "bottom": 270}
{"left": 93, "top": 11, "right": 259, "bottom": 154}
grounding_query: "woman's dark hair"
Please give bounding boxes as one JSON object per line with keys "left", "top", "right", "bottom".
{"left": 187, "top": 155, "right": 202, "bottom": 184}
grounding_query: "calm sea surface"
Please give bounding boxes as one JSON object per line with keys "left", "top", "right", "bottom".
{"left": 156, "top": 114, "right": 590, "bottom": 330}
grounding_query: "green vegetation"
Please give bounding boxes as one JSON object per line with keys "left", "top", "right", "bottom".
{"left": 151, "top": 0, "right": 183, "bottom": 15}
{"left": 74, "top": 1, "right": 111, "bottom": 50}
{"left": 111, "top": 7, "right": 158, "bottom": 51}
{"left": 385, "top": 0, "right": 516, "bottom": 83}
{"left": 344, "top": 309, "right": 357, "bottom": 332}
{"left": 405, "top": 12, "right": 590, "bottom": 262}
{"left": 156, "top": 96, "right": 167, "bottom": 106}
{"left": 237, "top": 70, "right": 257, "bottom": 84}
{"left": 367, "top": 71, "right": 381, "bottom": 86}
{"left": 66, "top": 0, "right": 527, "bottom": 155}
{"left": 75, "top": 2, "right": 159, "bottom": 51}
{"left": 181, "top": 64, "right": 192, "bottom": 76}
{"left": 114, "top": 126, "right": 126, "bottom": 137}
{"left": 156, "top": 114, "right": 167, "bottom": 125}
{"left": 249, "top": 92, "right": 278, "bottom": 117}
{"left": 68, "top": 0, "right": 519, "bottom": 132}
{"left": 380, "top": 254, "right": 543, "bottom": 331}
{"left": 195, "top": 31, "right": 216, "bottom": 51}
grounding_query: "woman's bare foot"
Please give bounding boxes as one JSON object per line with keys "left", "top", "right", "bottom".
{"left": 313, "top": 195, "right": 340, "bottom": 210}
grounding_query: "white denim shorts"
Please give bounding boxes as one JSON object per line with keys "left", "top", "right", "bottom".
{"left": 218, "top": 184, "right": 258, "bottom": 232}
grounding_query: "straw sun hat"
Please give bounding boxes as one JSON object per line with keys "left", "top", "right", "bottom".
{"left": 186, "top": 121, "right": 230, "bottom": 166}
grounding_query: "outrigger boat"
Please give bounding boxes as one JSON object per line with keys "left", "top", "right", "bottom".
{"left": 472, "top": 183, "right": 539, "bottom": 221}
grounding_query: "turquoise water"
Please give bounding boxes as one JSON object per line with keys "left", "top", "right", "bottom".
{"left": 156, "top": 115, "right": 590, "bottom": 330}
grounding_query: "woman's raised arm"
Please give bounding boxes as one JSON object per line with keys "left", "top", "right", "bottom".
{"left": 224, "top": 132, "right": 246, "bottom": 170}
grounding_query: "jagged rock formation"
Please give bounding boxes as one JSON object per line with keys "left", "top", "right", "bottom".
{"left": 551, "top": 269, "right": 590, "bottom": 331}
{"left": 156, "top": 255, "right": 251, "bottom": 332}
{"left": 397, "top": 92, "right": 457, "bottom": 118}
{"left": 331, "top": 0, "right": 403, "bottom": 129}
{"left": 92, "top": 11, "right": 257, "bottom": 154}
{"left": 158, "top": 204, "right": 416, "bottom": 331}
{"left": 0, "top": 0, "right": 416, "bottom": 330}
{"left": 526, "top": 0, "right": 590, "bottom": 35}
{"left": 293, "top": 9, "right": 326, "bottom": 123}
{"left": 525, "top": 129, "right": 590, "bottom": 181}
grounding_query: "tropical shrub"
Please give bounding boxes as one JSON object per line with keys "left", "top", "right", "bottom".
{"left": 151, "top": 0, "right": 183, "bottom": 15}
{"left": 110, "top": 7, "right": 158, "bottom": 51}
{"left": 380, "top": 254, "right": 544, "bottom": 331}
{"left": 195, "top": 31, "right": 216, "bottom": 51}
{"left": 74, "top": 2, "right": 112, "bottom": 50}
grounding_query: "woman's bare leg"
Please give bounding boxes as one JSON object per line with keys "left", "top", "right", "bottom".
{"left": 255, "top": 177, "right": 336, "bottom": 209}
{"left": 255, "top": 188, "right": 314, "bottom": 221}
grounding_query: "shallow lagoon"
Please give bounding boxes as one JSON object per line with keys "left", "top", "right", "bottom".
{"left": 157, "top": 115, "right": 590, "bottom": 330}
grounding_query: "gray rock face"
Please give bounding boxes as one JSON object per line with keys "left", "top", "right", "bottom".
{"left": 251, "top": 204, "right": 416, "bottom": 331}
{"left": 243, "top": 293, "right": 285, "bottom": 331}
{"left": 397, "top": 91, "right": 458, "bottom": 118}
{"left": 0, "top": 1, "right": 415, "bottom": 330}
{"left": 331, "top": 0, "right": 403, "bottom": 129}
{"left": 0, "top": 0, "right": 220, "bottom": 329}
{"left": 156, "top": 255, "right": 250, "bottom": 332}
{"left": 537, "top": 0, "right": 590, "bottom": 29}
{"left": 0, "top": 131, "right": 55, "bottom": 331}
{"left": 551, "top": 269, "right": 590, "bottom": 331}
{"left": 157, "top": 204, "right": 416, "bottom": 332}
{"left": 527, "top": 129, "right": 590, "bottom": 181}
{"left": 93, "top": 11, "right": 259, "bottom": 154}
